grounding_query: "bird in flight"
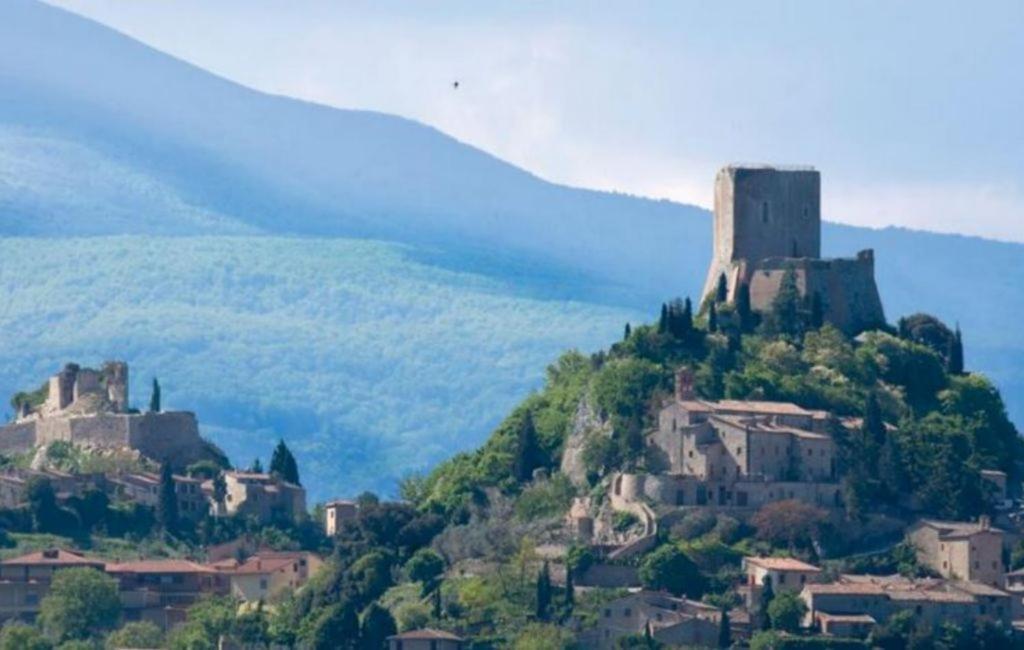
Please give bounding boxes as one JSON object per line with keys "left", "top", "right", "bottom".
{"left": 453, "top": 81, "right": 460, "bottom": 89}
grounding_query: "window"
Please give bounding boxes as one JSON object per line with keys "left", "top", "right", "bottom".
{"left": 736, "top": 447, "right": 742, "bottom": 455}
{"left": 25, "top": 593, "right": 38, "bottom": 605}
{"left": 778, "top": 574, "right": 786, "bottom": 584}
{"left": 260, "top": 578, "right": 268, "bottom": 590}
{"left": 604, "top": 609, "right": 611, "bottom": 618}
{"left": 762, "top": 201, "right": 769, "bottom": 223}
{"left": 688, "top": 450, "right": 694, "bottom": 458}
{"left": 624, "top": 608, "right": 632, "bottom": 617}
{"left": 803, "top": 205, "right": 810, "bottom": 220}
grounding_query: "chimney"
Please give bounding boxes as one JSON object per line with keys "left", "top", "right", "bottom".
{"left": 980, "top": 515, "right": 991, "bottom": 530}
{"left": 675, "top": 367, "right": 695, "bottom": 401}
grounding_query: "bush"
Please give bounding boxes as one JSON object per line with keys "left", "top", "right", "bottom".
{"left": 767, "top": 591, "right": 807, "bottom": 632}
{"left": 638, "top": 544, "right": 703, "bottom": 598}
{"left": 671, "top": 510, "right": 717, "bottom": 541}
{"left": 515, "top": 474, "right": 576, "bottom": 521}
{"left": 106, "top": 621, "right": 163, "bottom": 649}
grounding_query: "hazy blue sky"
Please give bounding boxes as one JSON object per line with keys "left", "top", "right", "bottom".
{"left": 46, "top": 1, "right": 1024, "bottom": 241}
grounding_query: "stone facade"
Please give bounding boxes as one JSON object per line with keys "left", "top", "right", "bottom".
{"left": 580, "top": 591, "right": 721, "bottom": 649}
{"left": 907, "top": 518, "right": 1005, "bottom": 587}
{"left": 701, "top": 165, "right": 885, "bottom": 334}
{"left": 642, "top": 369, "right": 841, "bottom": 510}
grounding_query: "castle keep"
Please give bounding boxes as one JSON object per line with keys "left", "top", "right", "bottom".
{"left": 701, "top": 165, "right": 885, "bottom": 334}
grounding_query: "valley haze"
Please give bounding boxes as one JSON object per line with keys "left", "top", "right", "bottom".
{"left": 1, "top": 0, "right": 1021, "bottom": 500}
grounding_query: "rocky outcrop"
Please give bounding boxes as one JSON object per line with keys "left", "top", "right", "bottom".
{"left": 560, "top": 395, "right": 612, "bottom": 487}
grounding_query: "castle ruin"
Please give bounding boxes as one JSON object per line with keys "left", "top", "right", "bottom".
{"left": 701, "top": 165, "right": 885, "bottom": 334}
{"left": 2, "top": 362, "right": 210, "bottom": 467}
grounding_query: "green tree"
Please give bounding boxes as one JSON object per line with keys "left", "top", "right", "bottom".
{"left": 250, "top": 458, "right": 264, "bottom": 473}
{"left": 149, "top": 378, "right": 161, "bottom": 413}
{"left": 718, "top": 608, "right": 732, "bottom": 648}
{"left": 758, "top": 575, "right": 775, "bottom": 631}
{"left": 306, "top": 602, "right": 359, "bottom": 650}
{"left": 809, "top": 291, "right": 824, "bottom": 329}
{"left": 106, "top": 621, "right": 163, "bottom": 649}
{"left": 658, "top": 303, "right": 669, "bottom": 334}
{"left": 535, "top": 560, "right": 553, "bottom": 621}
{"left": 564, "top": 564, "right": 575, "bottom": 612}
{"left": 27, "top": 476, "right": 62, "bottom": 533}
{"left": 708, "top": 302, "right": 719, "bottom": 333}
{"left": 948, "top": 324, "right": 964, "bottom": 374}
{"left": 269, "top": 439, "right": 301, "bottom": 485}
{"left": 156, "top": 462, "right": 179, "bottom": 534}
{"left": 39, "top": 567, "right": 121, "bottom": 642}
{"left": 513, "top": 624, "right": 575, "bottom": 649}
{"left": 766, "top": 591, "right": 807, "bottom": 632}
{"left": 638, "top": 545, "right": 703, "bottom": 598}
{"left": 0, "top": 622, "right": 50, "bottom": 650}
{"left": 736, "top": 282, "right": 753, "bottom": 332}
{"left": 767, "top": 266, "right": 802, "bottom": 337}
{"left": 514, "top": 410, "right": 543, "bottom": 482}
{"left": 624, "top": 322, "right": 632, "bottom": 340}
{"left": 405, "top": 548, "right": 445, "bottom": 590}
{"left": 232, "top": 605, "right": 269, "bottom": 646}
{"left": 359, "top": 603, "right": 397, "bottom": 650}
{"left": 716, "top": 273, "right": 728, "bottom": 303}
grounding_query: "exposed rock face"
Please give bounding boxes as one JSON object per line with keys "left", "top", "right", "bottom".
{"left": 560, "top": 395, "right": 612, "bottom": 488}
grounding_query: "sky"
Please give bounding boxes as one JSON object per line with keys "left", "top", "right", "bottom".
{"left": 45, "top": 1, "right": 1024, "bottom": 242}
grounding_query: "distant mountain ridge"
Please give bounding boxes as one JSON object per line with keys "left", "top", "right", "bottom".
{"left": 0, "top": 0, "right": 1020, "bottom": 498}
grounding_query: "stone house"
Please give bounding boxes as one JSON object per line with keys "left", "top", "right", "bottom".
{"left": 324, "top": 499, "right": 358, "bottom": 536}
{"left": 906, "top": 518, "right": 1005, "bottom": 587}
{"left": 0, "top": 549, "right": 105, "bottom": 622}
{"left": 387, "top": 629, "right": 465, "bottom": 650}
{"left": 743, "top": 556, "right": 821, "bottom": 609}
{"left": 109, "top": 472, "right": 209, "bottom": 520}
{"left": 580, "top": 591, "right": 720, "bottom": 649}
{"left": 642, "top": 369, "right": 841, "bottom": 510}
{"left": 205, "top": 471, "right": 306, "bottom": 524}
{"left": 0, "top": 468, "right": 103, "bottom": 509}
{"left": 107, "top": 559, "right": 228, "bottom": 630}
{"left": 800, "top": 574, "right": 1012, "bottom": 636}
{"left": 212, "top": 551, "right": 322, "bottom": 602}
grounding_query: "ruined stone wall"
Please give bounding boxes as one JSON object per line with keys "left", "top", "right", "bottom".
{"left": 0, "top": 422, "right": 37, "bottom": 454}
{"left": 747, "top": 251, "right": 885, "bottom": 334}
{"left": 127, "top": 412, "right": 205, "bottom": 467}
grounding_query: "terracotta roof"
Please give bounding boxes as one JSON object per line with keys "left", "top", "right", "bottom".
{"left": 387, "top": 628, "right": 464, "bottom": 641}
{"left": 803, "top": 582, "right": 886, "bottom": 596}
{"left": 918, "top": 519, "right": 1003, "bottom": 537}
{"left": 886, "top": 589, "right": 974, "bottom": 604}
{"left": 950, "top": 581, "right": 1010, "bottom": 597}
{"left": 815, "top": 612, "right": 876, "bottom": 624}
{"left": 711, "top": 400, "right": 811, "bottom": 416}
{"left": 745, "top": 556, "right": 821, "bottom": 572}
{"left": 1, "top": 549, "right": 104, "bottom": 567}
{"left": 107, "top": 559, "right": 214, "bottom": 574}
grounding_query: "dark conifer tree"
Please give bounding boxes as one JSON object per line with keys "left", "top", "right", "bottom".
{"left": 718, "top": 608, "right": 732, "bottom": 648}
{"left": 708, "top": 303, "right": 718, "bottom": 333}
{"left": 658, "top": 303, "right": 668, "bottom": 333}
{"left": 769, "top": 267, "right": 802, "bottom": 337}
{"left": 863, "top": 392, "right": 886, "bottom": 449}
{"left": 948, "top": 324, "right": 965, "bottom": 375}
{"left": 759, "top": 575, "right": 774, "bottom": 631}
{"left": 149, "top": 378, "right": 161, "bottom": 413}
{"left": 810, "top": 291, "right": 824, "bottom": 329}
{"left": 682, "top": 297, "right": 693, "bottom": 333}
{"left": 251, "top": 458, "right": 264, "bottom": 473}
{"left": 157, "top": 463, "right": 179, "bottom": 534}
{"left": 736, "top": 282, "right": 753, "bottom": 332}
{"left": 270, "top": 439, "right": 301, "bottom": 485}
{"left": 564, "top": 565, "right": 575, "bottom": 612}
{"left": 715, "top": 273, "right": 728, "bottom": 303}
{"left": 624, "top": 323, "right": 632, "bottom": 340}
{"left": 359, "top": 603, "right": 397, "bottom": 650}
{"left": 514, "top": 411, "right": 542, "bottom": 482}
{"left": 536, "top": 560, "right": 552, "bottom": 621}
{"left": 432, "top": 586, "right": 442, "bottom": 619}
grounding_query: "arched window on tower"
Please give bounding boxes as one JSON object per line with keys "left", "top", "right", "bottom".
{"left": 762, "top": 201, "right": 769, "bottom": 223}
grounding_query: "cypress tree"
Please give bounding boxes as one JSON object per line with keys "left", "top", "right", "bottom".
{"left": 682, "top": 297, "right": 693, "bottom": 333}
{"left": 624, "top": 323, "right": 632, "bottom": 340}
{"left": 359, "top": 603, "right": 397, "bottom": 650}
{"left": 759, "top": 575, "right": 774, "bottom": 631}
{"left": 536, "top": 560, "right": 552, "bottom": 621}
{"left": 715, "top": 273, "right": 728, "bottom": 303}
{"left": 157, "top": 463, "right": 179, "bottom": 534}
{"left": 770, "top": 266, "right": 802, "bottom": 337}
{"left": 810, "top": 291, "right": 824, "bottom": 329}
{"left": 270, "top": 439, "right": 301, "bottom": 485}
{"left": 432, "top": 585, "right": 442, "bottom": 619}
{"left": 863, "top": 392, "right": 886, "bottom": 449}
{"left": 736, "top": 282, "right": 752, "bottom": 332}
{"left": 515, "top": 411, "right": 542, "bottom": 482}
{"left": 718, "top": 608, "right": 731, "bottom": 648}
{"left": 251, "top": 458, "right": 264, "bottom": 473}
{"left": 708, "top": 303, "right": 718, "bottom": 333}
{"left": 658, "top": 303, "right": 669, "bottom": 333}
{"left": 948, "top": 324, "right": 965, "bottom": 374}
{"left": 149, "top": 378, "right": 161, "bottom": 413}
{"left": 564, "top": 565, "right": 575, "bottom": 611}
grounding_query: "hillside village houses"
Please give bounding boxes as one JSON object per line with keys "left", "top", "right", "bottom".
{"left": 0, "top": 547, "right": 323, "bottom": 630}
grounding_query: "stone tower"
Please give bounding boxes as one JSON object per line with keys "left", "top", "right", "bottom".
{"left": 700, "top": 164, "right": 885, "bottom": 334}
{"left": 702, "top": 165, "right": 820, "bottom": 301}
